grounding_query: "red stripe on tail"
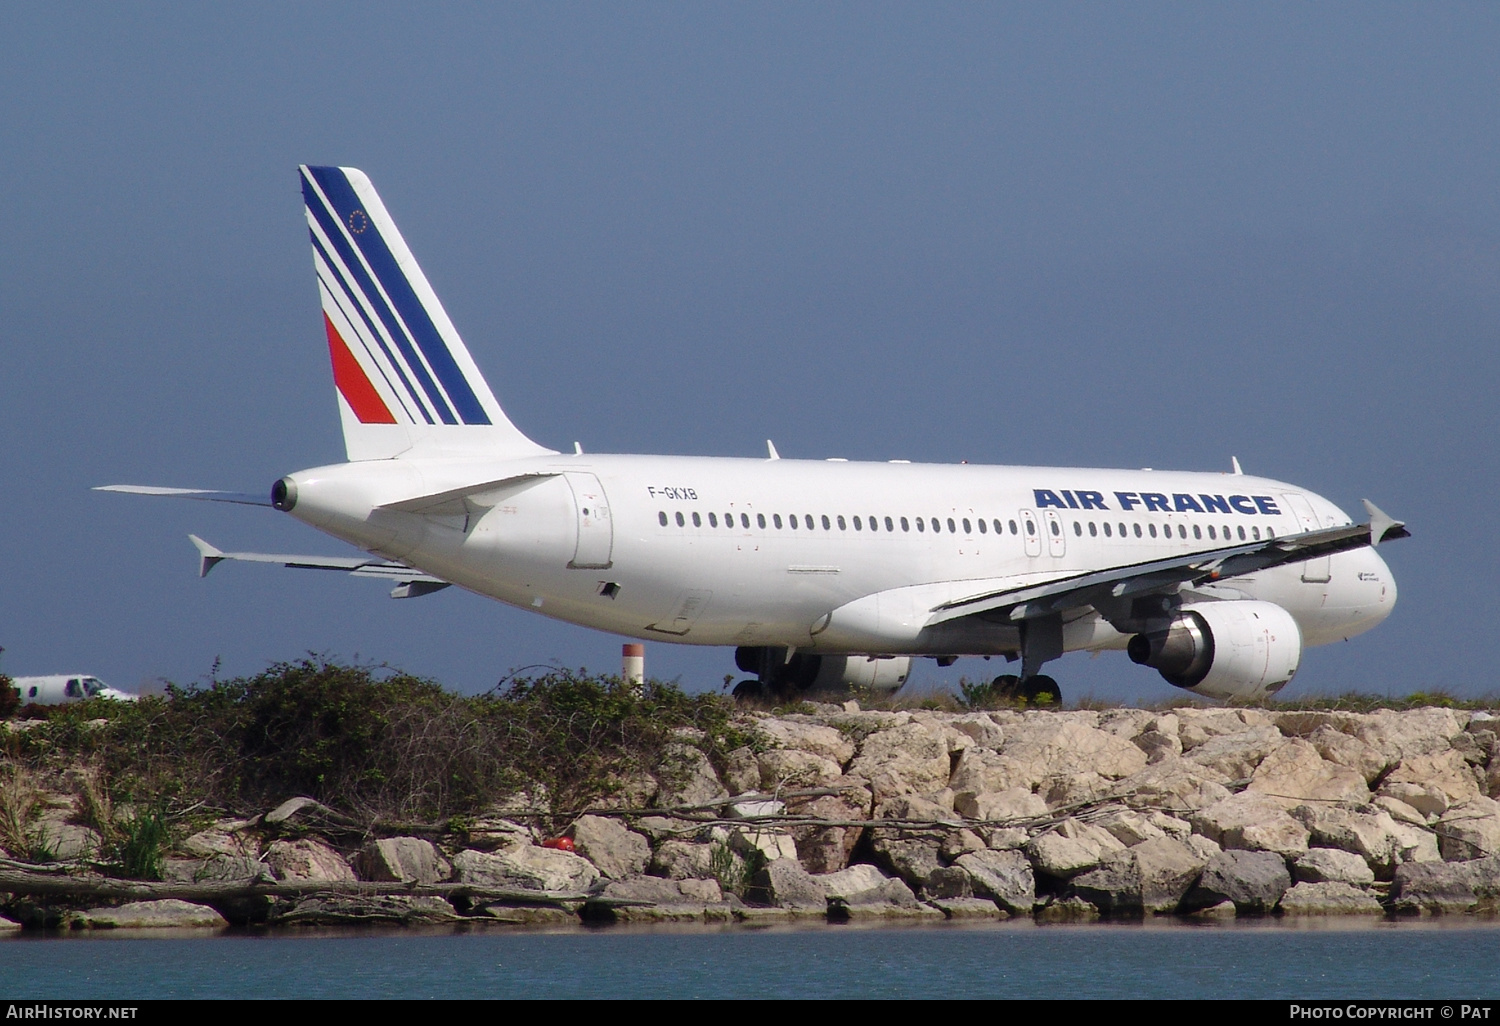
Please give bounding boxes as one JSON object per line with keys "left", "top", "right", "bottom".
{"left": 324, "top": 314, "right": 396, "bottom": 424}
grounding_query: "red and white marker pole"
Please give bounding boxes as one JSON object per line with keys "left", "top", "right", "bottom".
{"left": 622, "top": 643, "right": 645, "bottom": 688}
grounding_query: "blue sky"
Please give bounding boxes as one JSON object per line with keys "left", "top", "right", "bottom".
{"left": 2, "top": 3, "right": 1497, "bottom": 701}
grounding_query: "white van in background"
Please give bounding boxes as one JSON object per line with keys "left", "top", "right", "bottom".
{"left": 9, "top": 675, "right": 137, "bottom": 705}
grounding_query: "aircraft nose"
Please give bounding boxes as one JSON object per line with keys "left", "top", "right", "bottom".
{"left": 1354, "top": 546, "right": 1397, "bottom": 628}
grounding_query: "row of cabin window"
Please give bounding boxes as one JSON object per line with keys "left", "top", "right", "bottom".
{"left": 1077, "top": 520, "right": 1273, "bottom": 542}
{"left": 655, "top": 509, "right": 1274, "bottom": 544}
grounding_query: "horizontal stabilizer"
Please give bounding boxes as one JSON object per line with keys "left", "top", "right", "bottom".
{"left": 96, "top": 485, "right": 271, "bottom": 507}
{"left": 185, "top": 536, "right": 449, "bottom": 598}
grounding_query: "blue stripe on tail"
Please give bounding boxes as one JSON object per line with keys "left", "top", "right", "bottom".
{"left": 305, "top": 167, "right": 491, "bottom": 426}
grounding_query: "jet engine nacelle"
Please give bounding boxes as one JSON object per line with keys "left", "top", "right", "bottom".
{"left": 1127, "top": 600, "right": 1301, "bottom": 701}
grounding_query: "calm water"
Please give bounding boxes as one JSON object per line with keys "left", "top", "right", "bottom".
{"left": 0, "top": 921, "right": 1497, "bottom": 999}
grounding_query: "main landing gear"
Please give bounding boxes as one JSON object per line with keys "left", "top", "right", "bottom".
{"left": 989, "top": 673, "right": 1062, "bottom": 706}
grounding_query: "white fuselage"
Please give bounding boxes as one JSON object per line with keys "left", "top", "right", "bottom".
{"left": 281, "top": 454, "right": 1396, "bottom": 660}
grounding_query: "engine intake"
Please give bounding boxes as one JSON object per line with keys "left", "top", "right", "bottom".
{"left": 1129, "top": 600, "right": 1302, "bottom": 701}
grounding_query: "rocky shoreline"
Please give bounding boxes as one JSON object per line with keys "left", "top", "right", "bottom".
{"left": 5, "top": 702, "right": 1500, "bottom": 930}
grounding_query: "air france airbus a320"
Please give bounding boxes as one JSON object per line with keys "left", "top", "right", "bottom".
{"left": 101, "top": 166, "right": 1408, "bottom": 704}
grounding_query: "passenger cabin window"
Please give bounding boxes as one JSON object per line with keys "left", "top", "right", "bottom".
{"left": 962, "top": 518, "right": 971, "bottom": 534}
{"left": 822, "top": 515, "right": 831, "bottom": 530}
{"left": 757, "top": 513, "right": 766, "bottom": 529}
{"left": 932, "top": 518, "right": 942, "bottom": 533}
{"left": 658, "top": 511, "right": 668, "bottom": 526}
{"left": 1194, "top": 525, "right": 1202, "bottom": 539}
{"left": 1252, "top": 526, "right": 1261, "bottom": 540}
{"left": 1009, "top": 520, "right": 1018, "bottom": 534}
{"left": 774, "top": 514, "right": 783, "bottom": 529}
{"left": 1267, "top": 527, "right": 1275, "bottom": 539}
{"left": 1089, "top": 522, "right": 1098, "bottom": 537}
{"left": 1238, "top": 526, "right": 1246, "bottom": 540}
{"left": 947, "top": 518, "right": 956, "bottom": 533}
{"left": 787, "top": 514, "right": 796, "bottom": 529}
{"left": 805, "top": 515, "right": 814, "bottom": 530}
{"left": 692, "top": 512, "right": 702, "bottom": 527}
{"left": 916, "top": 518, "right": 925, "bottom": 533}
{"left": 1073, "top": 522, "right": 1082, "bottom": 536}
{"left": 1179, "top": 525, "right": 1187, "bottom": 539}
{"left": 978, "top": 519, "right": 987, "bottom": 534}
{"left": 1148, "top": 524, "right": 1156, "bottom": 538}
{"left": 837, "top": 515, "right": 846, "bottom": 530}
{"left": 1133, "top": 524, "right": 1142, "bottom": 538}
{"left": 742, "top": 513, "right": 751, "bottom": 528}
{"left": 853, "top": 516, "right": 863, "bottom": 531}
{"left": 901, "top": 517, "right": 910, "bottom": 532}
{"left": 884, "top": 517, "right": 894, "bottom": 532}
{"left": 1103, "top": 522, "right": 1112, "bottom": 537}
{"left": 1025, "top": 519, "right": 1036, "bottom": 536}
{"left": 675, "top": 512, "right": 685, "bottom": 527}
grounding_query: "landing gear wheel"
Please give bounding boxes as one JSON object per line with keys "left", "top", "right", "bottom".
{"left": 1023, "top": 674, "right": 1061, "bottom": 706}
{"left": 732, "top": 679, "right": 767, "bottom": 702}
{"left": 991, "top": 674, "right": 1022, "bottom": 700}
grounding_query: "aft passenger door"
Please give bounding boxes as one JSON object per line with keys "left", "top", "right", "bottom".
{"left": 564, "top": 473, "right": 614, "bottom": 569}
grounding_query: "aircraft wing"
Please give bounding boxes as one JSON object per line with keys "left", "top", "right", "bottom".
{"left": 927, "top": 499, "right": 1408, "bottom": 627}
{"left": 187, "top": 536, "right": 451, "bottom": 599}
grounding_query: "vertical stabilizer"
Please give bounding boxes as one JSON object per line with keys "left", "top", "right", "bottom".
{"left": 300, "top": 165, "right": 553, "bottom": 461}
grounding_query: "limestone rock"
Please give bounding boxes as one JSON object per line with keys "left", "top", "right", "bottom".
{"left": 747, "top": 857, "right": 827, "bottom": 911}
{"left": 1186, "top": 850, "right": 1290, "bottom": 913}
{"left": 818, "top": 864, "right": 893, "bottom": 901}
{"left": 31, "top": 810, "right": 100, "bottom": 862}
{"left": 1041, "top": 771, "right": 1114, "bottom": 808}
{"left": 930, "top": 897, "right": 1006, "bottom": 919}
{"left": 940, "top": 828, "right": 987, "bottom": 860}
{"left": 953, "top": 787, "right": 1048, "bottom": 823}
{"left": 1292, "top": 805, "right": 1436, "bottom": 873}
{"left": 954, "top": 849, "right": 1036, "bottom": 914}
{"left": 1093, "top": 809, "right": 1168, "bottom": 847}
{"left": 922, "top": 866, "right": 972, "bottom": 899}
{"left": 1186, "top": 725, "right": 1286, "bottom": 781}
{"left": 570, "top": 816, "right": 650, "bottom": 880}
{"left": 180, "top": 825, "right": 252, "bottom": 859}
{"left": 74, "top": 900, "right": 227, "bottom": 930}
{"left": 656, "top": 745, "right": 729, "bottom": 808}
{"left": 727, "top": 824, "right": 798, "bottom": 863}
{"left": 451, "top": 845, "right": 600, "bottom": 893}
{"left": 757, "top": 749, "right": 844, "bottom": 789}
{"left": 1133, "top": 729, "right": 1183, "bottom": 763}
{"left": 1177, "top": 709, "right": 1273, "bottom": 751}
{"left": 1024, "top": 819, "right": 1125, "bottom": 878}
{"left": 1245, "top": 739, "right": 1371, "bottom": 806}
{"left": 1278, "top": 881, "right": 1383, "bottom": 915}
{"left": 1097, "top": 709, "right": 1154, "bottom": 740}
{"left": 948, "top": 749, "right": 1031, "bottom": 795}
{"left": 722, "top": 747, "right": 762, "bottom": 794}
{"left": 1293, "top": 848, "right": 1376, "bottom": 887}
{"left": 999, "top": 719, "right": 1148, "bottom": 784}
{"left": 1385, "top": 750, "right": 1481, "bottom": 808}
{"left": 1067, "top": 836, "right": 1206, "bottom": 915}
{"left": 162, "top": 855, "right": 273, "bottom": 885}
{"left": 275, "top": 895, "right": 459, "bottom": 925}
{"left": 1435, "top": 797, "right": 1500, "bottom": 862}
{"left": 1306, "top": 725, "right": 1389, "bottom": 785}
{"left": 948, "top": 714, "right": 1006, "bottom": 750}
{"left": 1190, "top": 793, "right": 1310, "bottom": 858}
{"left": 1390, "top": 856, "right": 1500, "bottom": 914}
{"left": 1376, "top": 785, "right": 1446, "bottom": 821}
{"left": 1356, "top": 708, "right": 1464, "bottom": 764}
{"left": 788, "top": 790, "right": 869, "bottom": 874}
{"left": 650, "top": 840, "right": 716, "bottom": 880}
{"left": 871, "top": 836, "right": 944, "bottom": 891}
{"left": 1371, "top": 795, "right": 1429, "bottom": 829}
{"left": 1113, "top": 757, "right": 1233, "bottom": 814}
{"left": 752, "top": 717, "right": 856, "bottom": 765}
{"left": 356, "top": 837, "right": 451, "bottom": 885}
{"left": 850, "top": 722, "right": 954, "bottom": 801}
{"left": 266, "top": 838, "right": 356, "bottom": 883}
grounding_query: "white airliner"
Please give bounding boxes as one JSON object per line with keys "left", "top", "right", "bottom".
{"left": 100, "top": 166, "right": 1408, "bottom": 703}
